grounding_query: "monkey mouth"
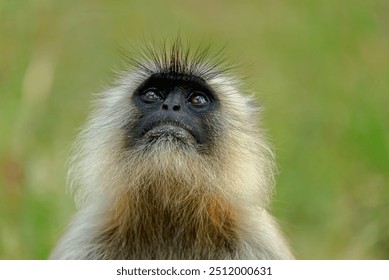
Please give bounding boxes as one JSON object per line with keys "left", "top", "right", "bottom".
{"left": 142, "top": 122, "right": 197, "bottom": 143}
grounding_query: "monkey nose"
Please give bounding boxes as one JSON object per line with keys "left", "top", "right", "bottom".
{"left": 162, "top": 103, "right": 181, "bottom": 111}
{"left": 162, "top": 91, "right": 183, "bottom": 111}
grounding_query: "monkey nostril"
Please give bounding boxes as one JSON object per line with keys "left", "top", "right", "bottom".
{"left": 162, "top": 104, "right": 180, "bottom": 111}
{"left": 172, "top": 104, "right": 181, "bottom": 111}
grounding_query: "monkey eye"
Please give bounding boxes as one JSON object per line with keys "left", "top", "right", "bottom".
{"left": 141, "top": 89, "right": 163, "bottom": 103}
{"left": 188, "top": 92, "right": 209, "bottom": 106}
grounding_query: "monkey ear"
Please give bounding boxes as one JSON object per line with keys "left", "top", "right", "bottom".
{"left": 246, "top": 99, "right": 257, "bottom": 109}
{"left": 245, "top": 94, "right": 262, "bottom": 117}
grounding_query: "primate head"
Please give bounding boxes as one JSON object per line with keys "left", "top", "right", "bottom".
{"left": 70, "top": 39, "right": 275, "bottom": 212}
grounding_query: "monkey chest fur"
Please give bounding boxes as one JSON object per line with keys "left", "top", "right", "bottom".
{"left": 95, "top": 188, "right": 241, "bottom": 259}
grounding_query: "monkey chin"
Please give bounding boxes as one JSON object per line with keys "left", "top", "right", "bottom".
{"left": 143, "top": 124, "right": 198, "bottom": 148}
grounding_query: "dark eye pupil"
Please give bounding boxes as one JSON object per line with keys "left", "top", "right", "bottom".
{"left": 190, "top": 94, "right": 208, "bottom": 105}
{"left": 143, "top": 90, "right": 161, "bottom": 102}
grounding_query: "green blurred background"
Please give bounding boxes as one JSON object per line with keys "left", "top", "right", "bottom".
{"left": 1, "top": 0, "right": 388, "bottom": 259}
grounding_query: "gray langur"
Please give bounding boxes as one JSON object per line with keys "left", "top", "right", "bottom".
{"left": 50, "top": 40, "right": 294, "bottom": 259}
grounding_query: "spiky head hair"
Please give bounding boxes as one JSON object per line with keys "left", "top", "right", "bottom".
{"left": 126, "top": 38, "right": 228, "bottom": 80}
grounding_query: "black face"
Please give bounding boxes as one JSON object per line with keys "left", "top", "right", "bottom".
{"left": 130, "top": 73, "right": 218, "bottom": 149}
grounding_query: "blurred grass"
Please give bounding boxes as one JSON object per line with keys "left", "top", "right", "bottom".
{"left": 1, "top": 0, "right": 388, "bottom": 259}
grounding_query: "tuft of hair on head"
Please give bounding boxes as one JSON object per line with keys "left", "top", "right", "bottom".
{"left": 118, "top": 37, "right": 233, "bottom": 81}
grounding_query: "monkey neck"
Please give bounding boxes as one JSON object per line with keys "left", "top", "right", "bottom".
{"left": 98, "top": 181, "right": 242, "bottom": 259}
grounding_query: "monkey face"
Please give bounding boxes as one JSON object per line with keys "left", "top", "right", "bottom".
{"left": 130, "top": 72, "right": 219, "bottom": 151}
